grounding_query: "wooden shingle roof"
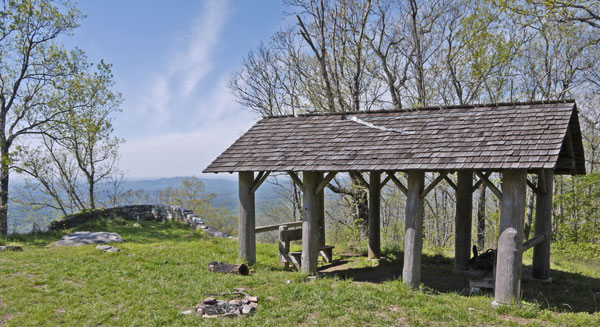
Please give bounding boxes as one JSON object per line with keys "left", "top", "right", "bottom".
{"left": 204, "top": 100, "right": 585, "bottom": 175}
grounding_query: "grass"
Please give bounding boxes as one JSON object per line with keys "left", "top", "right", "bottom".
{"left": 0, "top": 219, "right": 598, "bottom": 326}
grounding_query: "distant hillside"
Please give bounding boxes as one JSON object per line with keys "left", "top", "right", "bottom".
{"left": 7, "top": 176, "right": 283, "bottom": 233}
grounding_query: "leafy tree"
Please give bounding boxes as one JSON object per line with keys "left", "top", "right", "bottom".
{"left": 17, "top": 60, "right": 123, "bottom": 215}
{"left": 0, "top": 0, "right": 84, "bottom": 234}
{"left": 158, "top": 177, "right": 236, "bottom": 235}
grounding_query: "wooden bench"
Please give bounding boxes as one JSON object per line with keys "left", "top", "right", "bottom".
{"left": 467, "top": 235, "right": 546, "bottom": 292}
{"left": 255, "top": 222, "right": 335, "bottom": 269}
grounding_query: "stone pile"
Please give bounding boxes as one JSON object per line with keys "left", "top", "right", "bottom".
{"left": 55, "top": 231, "right": 124, "bottom": 246}
{"left": 184, "top": 290, "right": 259, "bottom": 318}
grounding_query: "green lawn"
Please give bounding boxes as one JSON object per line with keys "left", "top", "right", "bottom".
{"left": 1, "top": 220, "right": 599, "bottom": 326}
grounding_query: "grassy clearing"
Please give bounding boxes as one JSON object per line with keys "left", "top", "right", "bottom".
{"left": 1, "top": 220, "right": 599, "bottom": 326}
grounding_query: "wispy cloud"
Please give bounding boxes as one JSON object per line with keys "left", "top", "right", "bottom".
{"left": 139, "top": 0, "right": 230, "bottom": 122}
{"left": 117, "top": 0, "right": 262, "bottom": 177}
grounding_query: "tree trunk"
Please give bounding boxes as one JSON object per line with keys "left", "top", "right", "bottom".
{"left": 477, "top": 185, "right": 486, "bottom": 249}
{"left": 524, "top": 175, "right": 537, "bottom": 239}
{"left": 0, "top": 134, "right": 8, "bottom": 235}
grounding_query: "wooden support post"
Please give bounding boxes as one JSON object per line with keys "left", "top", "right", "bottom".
{"left": 238, "top": 171, "right": 256, "bottom": 265}
{"left": 279, "top": 225, "right": 290, "bottom": 268}
{"left": 532, "top": 169, "right": 554, "bottom": 280}
{"left": 454, "top": 170, "right": 473, "bottom": 271}
{"left": 368, "top": 171, "right": 381, "bottom": 259}
{"left": 301, "top": 171, "right": 320, "bottom": 275}
{"left": 403, "top": 171, "right": 425, "bottom": 287}
{"left": 493, "top": 170, "right": 527, "bottom": 306}
{"left": 317, "top": 179, "right": 325, "bottom": 248}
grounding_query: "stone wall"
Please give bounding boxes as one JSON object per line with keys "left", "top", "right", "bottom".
{"left": 48, "top": 205, "right": 229, "bottom": 237}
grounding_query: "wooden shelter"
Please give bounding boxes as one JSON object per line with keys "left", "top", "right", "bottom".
{"left": 203, "top": 100, "right": 585, "bottom": 306}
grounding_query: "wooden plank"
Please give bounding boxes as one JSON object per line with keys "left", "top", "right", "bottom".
{"left": 288, "top": 171, "right": 303, "bottom": 188}
{"left": 349, "top": 171, "right": 369, "bottom": 188}
{"left": 420, "top": 172, "right": 447, "bottom": 199}
{"left": 475, "top": 171, "right": 502, "bottom": 200}
{"left": 564, "top": 126, "right": 576, "bottom": 175}
{"left": 368, "top": 171, "right": 381, "bottom": 259}
{"left": 252, "top": 171, "right": 270, "bottom": 193}
{"left": 472, "top": 172, "right": 490, "bottom": 192}
{"left": 238, "top": 172, "right": 256, "bottom": 265}
{"left": 280, "top": 228, "right": 303, "bottom": 242}
{"left": 255, "top": 221, "right": 303, "bottom": 233}
{"left": 278, "top": 225, "right": 290, "bottom": 268}
{"left": 537, "top": 170, "right": 547, "bottom": 195}
{"left": 444, "top": 175, "right": 457, "bottom": 190}
{"left": 454, "top": 170, "right": 473, "bottom": 271}
{"left": 387, "top": 171, "right": 408, "bottom": 195}
{"left": 315, "top": 171, "right": 337, "bottom": 193}
{"left": 403, "top": 171, "right": 425, "bottom": 287}
{"left": 522, "top": 235, "right": 545, "bottom": 252}
{"left": 493, "top": 169, "right": 526, "bottom": 306}
{"left": 526, "top": 178, "right": 537, "bottom": 194}
{"left": 532, "top": 169, "right": 553, "bottom": 280}
{"left": 301, "top": 171, "right": 320, "bottom": 275}
{"left": 380, "top": 174, "right": 392, "bottom": 190}
{"left": 317, "top": 178, "right": 325, "bottom": 247}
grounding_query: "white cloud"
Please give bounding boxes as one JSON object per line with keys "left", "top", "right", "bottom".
{"left": 136, "top": 0, "right": 229, "bottom": 120}
{"left": 119, "top": 106, "right": 256, "bottom": 178}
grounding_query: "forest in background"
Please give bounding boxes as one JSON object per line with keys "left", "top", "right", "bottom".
{"left": 228, "top": 0, "right": 600, "bottom": 250}
{"left": 3, "top": 0, "right": 600, "bottom": 254}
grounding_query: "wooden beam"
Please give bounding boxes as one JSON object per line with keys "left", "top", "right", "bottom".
{"left": 472, "top": 171, "right": 490, "bottom": 192}
{"left": 238, "top": 172, "right": 256, "bottom": 265}
{"left": 315, "top": 171, "right": 337, "bottom": 193}
{"left": 380, "top": 174, "right": 392, "bottom": 190}
{"left": 493, "top": 170, "right": 526, "bottom": 306}
{"left": 368, "top": 171, "right": 381, "bottom": 259}
{"left": 522, "top": 235, "right": 545, "bottom": 252}
{"left": 537, "top": 170, "right": 547, "bottom": 195}
{"left": 475, "top": 171, "right": 502, "bottom": 200}
{"left": 564, "top": 126, "right": 576, "bottom": 175}
{"left": 349, "top": 171, "right": 369, "bottom": 188}
{"left": 420, "top": 172, "right": 447, "bottom": 199}
{"left": 387, "top": 171, "right": 407, "bottom": 195}
{"left": 254, "top": 171, "right": 265, "bottom": 185}
{"left": 288, "top": 171, "right": 303, "bottom": 189}
{"left": 454, "top": 171, "right": 473, "bottom": 271}
{"left": 255, "top": 221, "right": 303, "bottom": 233}
{"left": 532, "top": 169, "right": 553, "bottom": 280}
{"left": 444, "top": 175, "right": 457, "bottom": 190}
{"left": 526, "top": 178, "right": 537, "bottom": 194}
{"left": 252, "top": 171, "right": 270, "bottom": 193}
{"left": 301, "top": 171, "right": 320, "bottom": 275}
{"left": 403, "top": 171, "right": 425, "bottom": 287}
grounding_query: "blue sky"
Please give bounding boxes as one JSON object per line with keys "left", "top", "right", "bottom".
{"left": 67, "top": 0, "right": 286, "bottom": 178}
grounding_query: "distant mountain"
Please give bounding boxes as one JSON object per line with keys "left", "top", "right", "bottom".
{"left": 7, "top": 176, "right": 283, "bottom": 233}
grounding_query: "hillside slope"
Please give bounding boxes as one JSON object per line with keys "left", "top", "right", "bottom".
{"left": 1, "top": 220, "right": 599, "bottom": 326}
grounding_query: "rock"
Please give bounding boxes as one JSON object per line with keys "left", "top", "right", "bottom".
{"left": 195, "top": 307, "right": 205, "bottom": 316}
{"left": 0, "top": 245, "right": 22, "bottom": 251}
{"left": 241, "top": 304, "right": 255, "bottom": 315}
{"left": 228, "top": 300, "right": 241, "bottom": 306}
{"left": 180, "top": 310, "right": 192, "bottom": 315}
{"left": 203, "top": 297, "right": 217, "bottom": 305}
{"left": 55, "top": 231, "right": 124, "bottom": 246}
{"left": 96, "top": 245, "right": 121, "bottom": 252}
{"left": 244, "top": 296, "right": 259, "bottom": 303}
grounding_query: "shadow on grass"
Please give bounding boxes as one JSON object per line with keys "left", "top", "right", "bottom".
{"left": 318, "top": 250, "right": 600, "bottom": 313}
{"left": 1, "top": 219, "right": 206, "bottom": 246}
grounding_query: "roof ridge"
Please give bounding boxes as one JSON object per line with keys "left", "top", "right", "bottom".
{"left": 264, "top": 99, "right": 576, "bottom": 119}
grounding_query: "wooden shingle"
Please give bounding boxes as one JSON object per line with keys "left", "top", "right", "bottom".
{"left": 203, "top": 101, "right": 585, "bottom": 175}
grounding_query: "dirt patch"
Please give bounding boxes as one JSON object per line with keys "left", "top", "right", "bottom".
{"left": 498, "top": 314, "right": 535, "bottom": 325}
{"left": 319, "top": 257, "right": 467, "bottom": 293}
